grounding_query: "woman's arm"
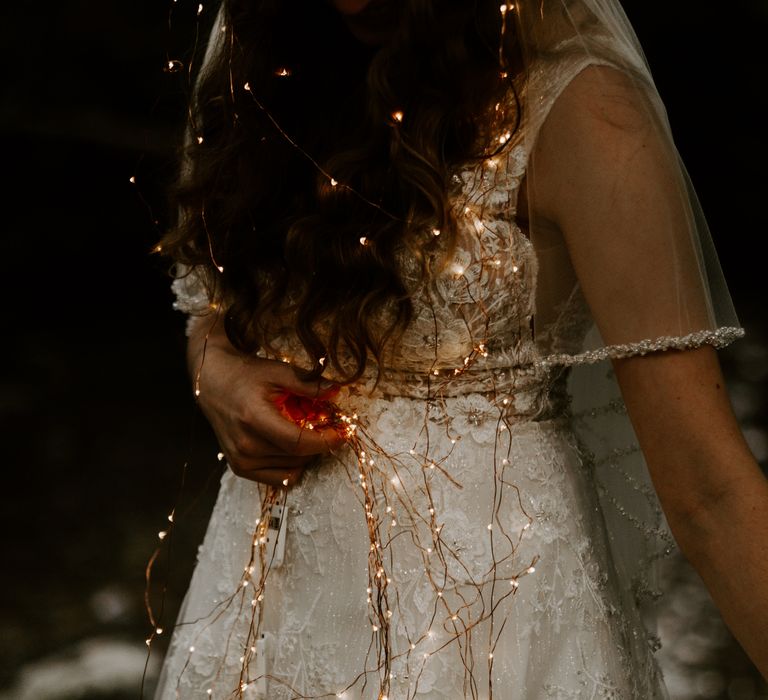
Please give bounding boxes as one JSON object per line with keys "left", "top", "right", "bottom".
{"left": 528, "top": 64, "right": 768, "bottom": 677}
{"left": 187, "top": 312, "right": 345, "bottom": 487}
{"left": 614, "top": 347, "right": 768, "bottom": 676}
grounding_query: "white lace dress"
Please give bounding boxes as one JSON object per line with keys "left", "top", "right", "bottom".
{"left": 154, "top": 52, "right": 742, "bottom": 700}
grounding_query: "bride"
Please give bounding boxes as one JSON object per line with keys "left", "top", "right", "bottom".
{"left": 153, "top": 0, "right": 768, "bottom": 697}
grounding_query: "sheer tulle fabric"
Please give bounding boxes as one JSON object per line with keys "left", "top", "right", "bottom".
{"left": 156, "top": 1, "right": 743, "bottom": 698}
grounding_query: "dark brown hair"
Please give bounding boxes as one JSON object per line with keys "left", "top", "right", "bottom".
{"left": 160, "top": 0, "right": 520, "bottom": 383}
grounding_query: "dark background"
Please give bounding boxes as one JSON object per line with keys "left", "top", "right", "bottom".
{"left": 1, "top": 1, "right": 766, "bottom": 698}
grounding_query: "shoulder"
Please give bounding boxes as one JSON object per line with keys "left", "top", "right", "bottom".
{"left": 536, "top": 62, "right": 657, "bottom": 154}
{"left": 528, "top": 61, "right": 669, "bottom": 224}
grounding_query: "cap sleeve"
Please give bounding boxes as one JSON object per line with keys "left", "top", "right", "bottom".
{"left": 516, "top": 45, "right": 743, "bottom": 367}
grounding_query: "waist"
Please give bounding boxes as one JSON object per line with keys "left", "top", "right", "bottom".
{"left": 338, "top": 362, "right": 571, "bottom": 429}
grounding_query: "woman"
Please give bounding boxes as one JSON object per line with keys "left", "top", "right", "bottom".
{"left": 154, "top": 0, "right": 768, "bottom": 697}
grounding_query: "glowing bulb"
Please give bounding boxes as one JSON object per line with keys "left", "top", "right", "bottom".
{"left": 197, "top": 135, "right": 204, "bottom": 144}
{"left": 330, "top": 178, "right": 338, "bottom": 187}
{"left": 392, "top": 110, "right": 404, "bottom": 123}
{"left": 244, "top": 81, "right": 251, "bottom": 91}
{"left": 359, "top": 236, "right": 368, "bottom": 245}
{"left": 216, "top": 265, "right": 224, "bottom": 273}
{"left": 158, "top": 531, "right": 167, "bottom": 540}
{"left": 156, "top": 627, "right": 163, "bottom": 634}
{"left": 499, "top": 4, "right": 507, "bottom": 13}
{"left": 217, "top": 452, "right": 224, "bottom": 461}
{"left": 282, "top": 478, "right": 289, "bottom": 486}
{"left": 129, "top": 176, "right": 136, "bottom": 184}
{"left": 511, "top": 579, "right": 519, "bottom": 587}
{"left": 194, "top": 388, "right": 201, "bottom": 397}
{"left": 189, "top": 645, "right": 196, "bottom": 652}
{"left": 487, "top": 523, "right": 493, "bottom": 530}
{"left": 197, "top": 3, "right": 203, "bottom": 15}
{"left": 512, "top": 265, "right": 520, "bottom": 273}
{"left": 319, "top": 356, "right": 326, "bottom": 366}
{"left": 275, "top": 67, "right": 291, "bottom": 77}
{"left": 432, "top": 228, "right": 441, "bottom": 236}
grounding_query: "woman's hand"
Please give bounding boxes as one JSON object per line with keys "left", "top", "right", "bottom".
{"left": 187, "top": 313, "right": 346, "bottom": 488}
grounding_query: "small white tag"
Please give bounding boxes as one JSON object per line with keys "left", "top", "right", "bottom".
{"left": 265, "top": 502, "right": 288, "bottom": 568}
{"left": 242, "top": 634, "right": 267, "bottom": 699}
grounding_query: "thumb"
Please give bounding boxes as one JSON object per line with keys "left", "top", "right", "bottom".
{"left": 273, "top": 364, "right": 340, "bottom": 400}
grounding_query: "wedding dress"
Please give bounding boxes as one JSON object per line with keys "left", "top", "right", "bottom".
{"left": 153, "top": 2, "right": 743, "bottom": 698}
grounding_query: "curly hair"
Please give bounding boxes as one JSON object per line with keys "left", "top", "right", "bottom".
{"left": 159, "top": 0, "right": 521, "bottom": 383}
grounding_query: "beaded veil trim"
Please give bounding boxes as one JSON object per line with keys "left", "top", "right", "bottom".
{"left": 537, "top": 327, "right": 746, "bottom": 369}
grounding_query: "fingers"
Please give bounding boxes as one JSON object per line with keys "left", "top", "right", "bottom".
{"left": 227, "top": 464, "right": 307, "bottom": 488}
{"left": 256, "top": 417, "right": 347, "bottom": 458}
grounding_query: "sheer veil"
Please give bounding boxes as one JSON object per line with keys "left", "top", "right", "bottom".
{"left": 508, "top": 0, "right": 743, "bottom": 658}
{"left": 167, "top": 0, "right": 745, "bottom": 675}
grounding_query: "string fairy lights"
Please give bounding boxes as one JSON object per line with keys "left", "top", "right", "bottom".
{"left": 143, "top": 2, "right": 553, "bottom": 698}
